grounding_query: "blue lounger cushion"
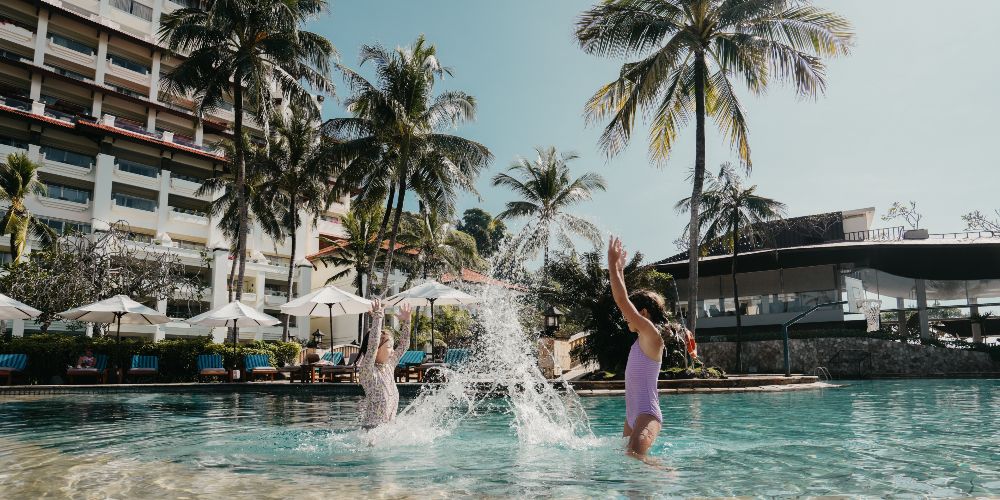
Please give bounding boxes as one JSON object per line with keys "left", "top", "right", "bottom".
{"left": 0, "top": 353, "right": 27, "bottom": 372}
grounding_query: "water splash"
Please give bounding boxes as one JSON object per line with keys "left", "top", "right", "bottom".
{"left": 366, "top": 246, "right": 598, "bottom": 450}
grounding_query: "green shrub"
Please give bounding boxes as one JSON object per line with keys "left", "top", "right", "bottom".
{"left": 0, "top": 334, "right": 300, "bottom": 384}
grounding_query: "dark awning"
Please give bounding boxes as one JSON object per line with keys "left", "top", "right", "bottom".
{"left": 655, "top": 239, "right": 1000, "bottom": 281}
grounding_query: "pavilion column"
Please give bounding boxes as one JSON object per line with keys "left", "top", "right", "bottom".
{"left": 915, "top": 279, "right": 930, "bottom": 340}
{"left": 896, "top": 297, "right": 907, "bottom": 338}
{"left": 970, "top": 298, "right": 983, "bottom": 343}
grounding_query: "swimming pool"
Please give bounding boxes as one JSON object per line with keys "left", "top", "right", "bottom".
{"left": 0, "top": 380, "right": 997, "bottom": 498}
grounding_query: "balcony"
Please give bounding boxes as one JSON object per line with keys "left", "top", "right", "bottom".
{"left": 0, "top": 19, "right": 35, "bottom": 50}
{"left": 112, "top": 192, "right": 157, "bottom": 213}
{"left": 168, "top": 175, "right": 205, "bottom": 199}
{"left": 317, "top": 216, "right": 345, "bottom": 237}
{"left": 0, "top": 94, "right": 31, "bottom": 112}
{"left": 40, "top": 146, "right": 95, "bottom": 177}
{"left": 46, "top": 34, "right": 97, "bottom": 68}
{"left": 38, "top": 185, "right": 91, "bottom": 211}
{"left": 106, "top": 56, "right": 152, "bottom": 88}
{"left": 169, "top": 206, "right": 209, "bottom": 225}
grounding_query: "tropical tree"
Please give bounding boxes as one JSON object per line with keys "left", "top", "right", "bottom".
{"left": 676, "top": 163, "right": 785, "bottom": 372}
{"left": 196, "top": 136, "right": 283, "bottom": 302}
{"left": 256, "top": 108, "right": 335, "bottom": 341}
{"left": 576, "top": 0, "right": 853, "bottom": 332}
{"left": 324, "top": 35, "right": 492, "bottom": 297}
{"left": 159, "top": 0, "right": 335, "bottom": 305}
{"left": 457, "top": 208, "right": 508, "bottom": 258}
{"left": 317, "top": 206, "right": 384, "bottom": 296}
{"left": 0, "top": 152, "right": 55, "bottom": 263}
{"left": 491, "top": 146, "right": 606, "bottom": 278}
{"left": 399, "top": 203, "right": 482, "bottom": 281}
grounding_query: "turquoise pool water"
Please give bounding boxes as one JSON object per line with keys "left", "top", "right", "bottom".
{"left": 0, "top": 380, "right": 997, "bottom": 498}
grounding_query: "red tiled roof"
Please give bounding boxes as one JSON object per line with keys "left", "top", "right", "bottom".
{"left": 441, "top": 268, "right": 527, "bottom": 291}
{"left": 306, "top": 236, "right": 417, "bottom": 261}
{"left": 76, "top": 120, "right": 225, "bottom": 161}
{"left": 0, "top": 104, "right": 76, "bottom": 128}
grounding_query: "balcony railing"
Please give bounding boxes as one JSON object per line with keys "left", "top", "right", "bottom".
{"left": 0, "top": 94, "right": 31, "bottom": 111}
{"left": 110, "top": 0, "right": 154, "bottom": 21}
{"left": 48, "top": 33, "right": 95, "bottom": 55}
{"left": 43, "top": 183, "right": 91, "bottom": 204}
{"left": 107, "top": 54, "right": 150, "bottom": 75}
{"left": 40, "top": 146, "right": 94, "bottom": 169}
{"left": 845, "top": 226, "right": 904, "bottom": 242}
{"left": 116, "top": 158, "right": 159, "bottom": 178}
{"left": 113, "top": 192, "right": 157, "bottom": 212}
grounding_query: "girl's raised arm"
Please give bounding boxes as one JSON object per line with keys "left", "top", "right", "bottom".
{"left": 391, "top": 304, "right": 412, "bottom": 365}
{"left": 362, "top": 298, "right": 385, "bottom": 371}
{"left": 608, "top": 236, "right": 659, "bottom": 342}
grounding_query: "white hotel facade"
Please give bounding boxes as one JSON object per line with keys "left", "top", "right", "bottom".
{"left": 0, "top": 0, "right": 361, "bottom": 343}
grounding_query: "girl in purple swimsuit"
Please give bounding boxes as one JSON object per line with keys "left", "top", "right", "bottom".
{"left": 608, "top": 236, "right": 666, "bottom": 457}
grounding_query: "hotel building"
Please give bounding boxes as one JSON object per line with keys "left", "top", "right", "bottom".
{"left": 0, "top": 0, "right": 354, "bottom": 342}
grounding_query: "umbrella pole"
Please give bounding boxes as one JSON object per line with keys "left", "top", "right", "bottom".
{"left": 116, "top": 313, "right": 123, "bottom": 384}
{"left": 429, "top": 298, "right": 437, "bottom": 361}
{"left": 232, "top": 319, "right": 237, "bottom": 381}
{"left": 328, "top": 304, "right": 334, "bottom": 350}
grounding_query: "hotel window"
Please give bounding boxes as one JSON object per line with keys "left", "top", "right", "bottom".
{"left": 168, "top": 0, "right": 200, "bottom": 8}
{"left": 110, "top": 0, "right": 153, "bottom": 20}
{"left": 112, "top": 192, "right": 157, "bottom": 212}
{"left": 108, "top": 53, "right": 150, "bottom": 74}
{"left": 48, "top": 33, "right": 95, "bottom": 56}
{"left": 40, "top": 146, "right": 94, "bottom": 168}
{"left": 38, "top": 217, "right": 91, "bottom": 236}
{"left": 0, "top": 136, "right": 28, "bottom": 149}
{"left": 174, "top": 239, "right": 205, "bottom": 251}
{"left": 125, "top": 231, "right": 153, "bottom": 243}
{"left": 44, "top": 183, "right": 91, "bottom": 204}
{"left": 116, "top": 158, "right": 158, "bottom": 178}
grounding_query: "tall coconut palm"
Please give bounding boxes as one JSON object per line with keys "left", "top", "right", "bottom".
{"left": 159, "top": 0, "right": 335, "bottom": 305}
{"left": 0, "top": 152, "right": 56, "bottom": 264}
{"left": 256, "top": 108, "right": 334, "bottom": 340}
{"left": 317, "top": 205, "right": 383, "bottom": 342}
{"left": 196, "top": 136, "right": 283, "bottom": 302}
{"left": 491, "top": 147, "right": 607, "bottom": 279}
{"left": 324, "top": 35, "right": 491, "bottom": 297}
{"left": 576, "top": 0, "right": 852, "bottom": 332}
{"left": 676, "top": 163, "right": 785, "bottom": 371}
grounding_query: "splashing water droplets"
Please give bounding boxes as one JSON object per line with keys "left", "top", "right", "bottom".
{"left": 365, "top": 246, "right": 599, "bottom": 450}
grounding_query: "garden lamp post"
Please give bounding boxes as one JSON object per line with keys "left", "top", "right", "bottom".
{"left": 543, "top": 305, "right": 564, "bottom": 337}
{"left": 311, "top": 329, "right": 324, "bottom": 348}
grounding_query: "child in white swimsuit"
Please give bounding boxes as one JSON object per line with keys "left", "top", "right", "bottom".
{"left": 358, "top": 300, "right": 412, "bottom": 430}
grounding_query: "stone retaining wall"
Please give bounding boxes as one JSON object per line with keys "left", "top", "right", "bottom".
{"left": 698, "top": 337, "right": 1000, "bottom": 377}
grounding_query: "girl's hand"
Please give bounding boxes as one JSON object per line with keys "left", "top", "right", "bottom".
{"left": 608, "top": 236, "right": 627, "bottom": 271}
{"left": 370, "top": 298, "right": 383, "bottom": 315}
{"left": 398, "top": 303, "right": 412, "bottom": 322}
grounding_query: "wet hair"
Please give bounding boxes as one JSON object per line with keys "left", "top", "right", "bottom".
{"left": 629, "top": 289, "right": 669, "bottom": 325}
{"left": 354, "top": 329, "right": 393, "bottom": 365}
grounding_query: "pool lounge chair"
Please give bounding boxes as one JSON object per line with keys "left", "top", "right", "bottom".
{"left": 419, "top": 349, "right": 469, "bottom": 381}
{"left": 0, "top": 353, "right": 28, "bottom": 385}
{"left": 244, "top": 354, "right": 277, "bottom": 381}
{"left": 66, "top": 354, "right": 109, "bottom": 384}
{"left": 127, "top": 355, "right": 159, "bottom": 382}
{"left": 320, "top": 352, "right": 359, "bottom": 383}
{"left": 395, "top": 350, "right": 426, "bottom": 382}
{"left": 197, "top": 354, "right": 230, "bottom": 382}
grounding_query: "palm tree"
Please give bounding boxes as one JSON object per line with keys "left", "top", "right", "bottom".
{"left": 317, "top": 205, "right": 383, "bottom": 343}
{"left": 256, "top": 108, "right": 335, "bottom": 341}
{"left": 0, "top": 152, "right": 56, "bottom": 264}
{"left": 576, "top": 0, "right": 852, "bottom": 332}
{"left": 676, "top": 163, "right": 785, "bottom": 371}
{"left": 399, "top": 203, "right": 482, "bottom": 281}
{"left": 491, "top": 147, "right": 606, "bottom": 278}
{"left": 196, "top": 137, "right": 283, "bottom": 302}
{"left": 159, "top": 0, "right": 335, "bottom": 305}
{"left": 324, "top": 35, "right": 492, "bottom": 297}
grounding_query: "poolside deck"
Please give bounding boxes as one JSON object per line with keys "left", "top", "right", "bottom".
{"left": 0, "top": 375, "right": 831, "bottom": 398}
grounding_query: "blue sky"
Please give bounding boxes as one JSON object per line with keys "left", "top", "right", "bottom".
{"left": 310, "top": 0, "right": 1000, "bottom": 263}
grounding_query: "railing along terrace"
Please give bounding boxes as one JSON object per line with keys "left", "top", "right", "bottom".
{"left": 0, "top": 94, "right": 31, "bottom": 111}
{"left": 929, "top": 231, "right": 999, "bottom": 240}
{"left": 844, "top": 226, "right": 904, "bottom": 242}
{"left": 0, "top": 49, "right": 30, "bottom": 63}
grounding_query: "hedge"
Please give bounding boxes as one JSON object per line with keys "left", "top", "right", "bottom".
{"left": 0, "top": 334, "right": 300, "bottom": 384}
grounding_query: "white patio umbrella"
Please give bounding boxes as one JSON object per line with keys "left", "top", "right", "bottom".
{"left": 280, "top": 286, "right": 371, "bottom": 349}
{"left": 60, "top": 295, "right": 170, "bottom": 382}
{"left": 185, "top": 301, "right": 281, "bottom": 371}
{"left": 0, "top": 292, "right": 41, "bottom": 320}
{"left": 386, "top": 281, "right": 479, "bottom": 359}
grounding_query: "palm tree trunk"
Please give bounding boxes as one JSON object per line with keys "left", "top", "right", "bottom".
{"left": 365, "top": 184, "right": 395, "bottom": 297}
{"left": 380, "top": 177, "right": 407, "bottom": 294}
{"left": 231, "top": 83, "right": 248, "bottom": 344}
{"left": 731, "top": 216, "right": 743, "bottom": 373}
{"left": 686, "top": 53, "right": 708, "bottom": 334}
{"left": 227, "top": 247, "right": 238, "bottom": 303}
{"left": 281, "top": 194, "right": 297, "bottom": 342}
